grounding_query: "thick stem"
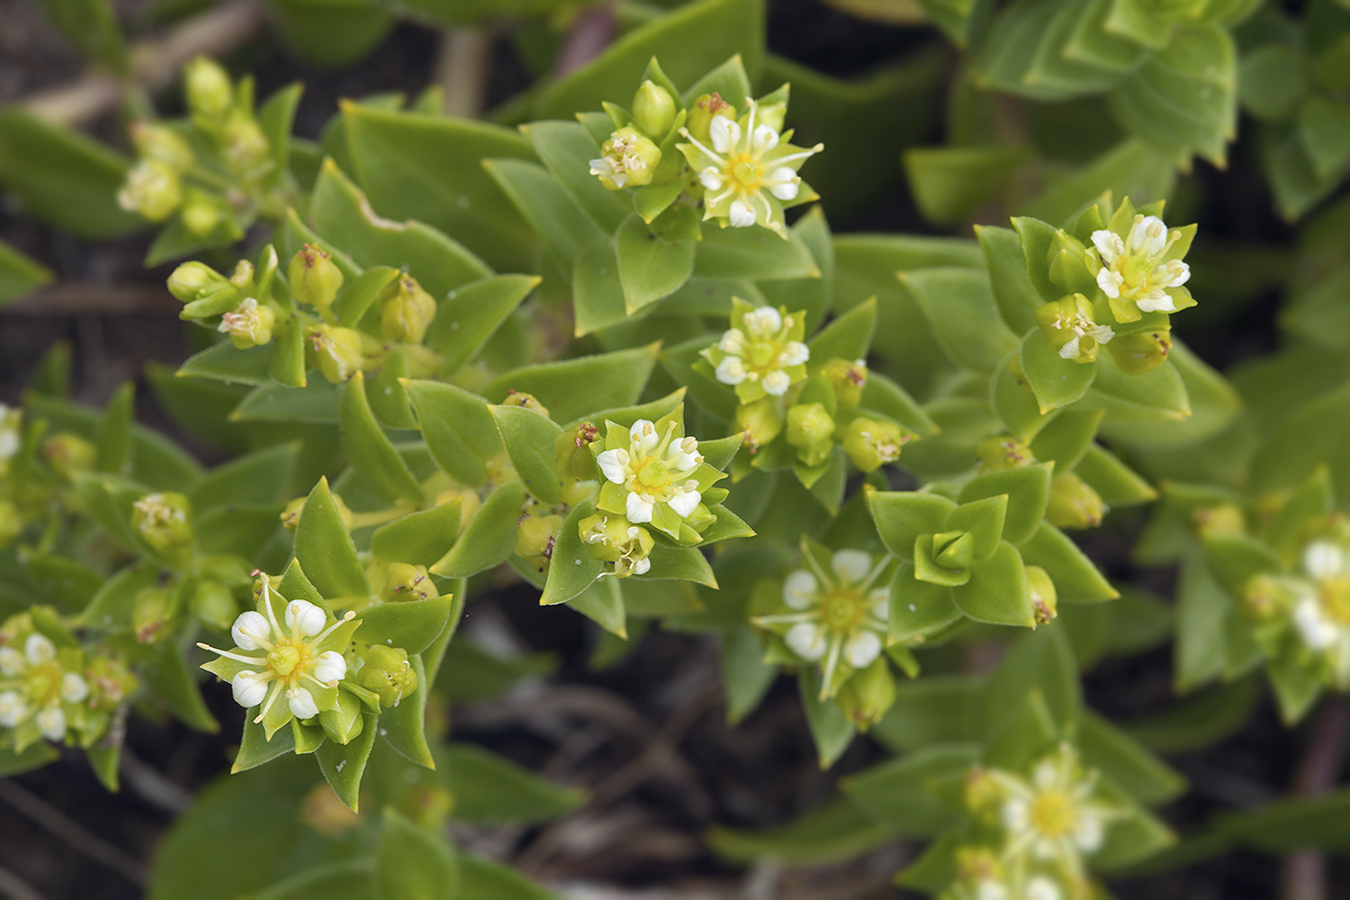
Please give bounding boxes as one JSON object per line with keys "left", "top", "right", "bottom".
{"left": 552, "top": 1, "right": 617, "bottom": 79}
{"left": 1280, "top": 696, "right": 1350, "bottom": 900}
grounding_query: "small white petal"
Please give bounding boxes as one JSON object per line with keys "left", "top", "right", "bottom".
{"left": 60, "top": 673, "right": 88, "bottom": 704}
{"left": 1075, "top": 813, "right": 1105, "bottom": 852}
{"left": 778, "top": 341, "right": 809, "bottom": 367}
{"left": 231, "top": 670, "right": 270, "bottom": 708}
{"left": 762, "top": 370, "right": 791, "bottom": 396}
{"left": 0, "top": 430, "right": 18, "bottom": 461}
{"left": 744, "top": 306, "right": 783, "bottom": 336}
{"left": 699, "top": 167, "right": 725, "bottom": 191}
{"left": 977, "top": 883, "right": 1010, "bottom": 900}
{"left": 1058, "top": 336, "right": 1082, "bottom": 361}
{"left": 783, "top": 571, "right": 818, "bottom": 609}
{"left": 629, "top": 419, "right": 659, "bottom": 456}
{"left": 1131, "top": 215, "right": 1168, "bottom": 256}
{"left": 668, "top": 487, "right": 702, "bottom": 518}
{"left": 751, "top": 123, "right": 779, "bottom": 153}
{"left": 626, "top": 492, "right": 655, "bottom": 524}
{"left": 24, "top": 634, "right": 55, "bottom": 665}
{"left": 36, "top": 706, "right": 66, "bottom": 741}
{"left": 0, "top": 647, "right": 23, "bottom": 676}
{"left": 1096, "top": 267, "right": 1123, "bottom": 299}
{"left": 1090, "top": 230, "right": 1123, "bottom": 265}
{"left": 1163, "top": 259, "right": 1191, "bottom": 287}
{"left": 1025, "top": 877, "right": 1061, "bottom": 900}
{"left": 869, "top": 589, "right": 889, "bottom": 620}
{"left": 633, "top": 557, "right": 651, "bottom": 575}
{"left": 831, "top": 550, "right": 873, "bottom": 585}
{"left": 1296, "top": 597, "right": 1339, "bottom": 650}
{"left": 710, "top": 116, "right": 740, "bottom": 155}
{"left": 728, "top": 199, "right": 755, "bottom": 228}
{"left": 596, "top": 449, "right": 630, "bottom": 485}
{"left": 287, "top": 687, "right": 320, "bottom": 720}
{"left": 785, "top": 622, "right": 827, "bottom": 661}
{"left": 1033, "top": 759, "right": 1058, "bottom": 789}
{"left": 285, "top": 600, "right": 327, "bottom": 638}
{"left": 718, "top": 328, "right": 747, "bottom": 354}
{"left": 1136, "top": 290, "right": 1178, "bottom": 313}
{"left": 232, "top": 610, "right": 271, "bottom": 650}
{"left": 667, "top": 437, "right": 702, "bottom": 471}
{"left": 1089, "top": 324, "right": 1115, "bottom": 345}
{"left": 1002, "top": 799, "right": 1029, "bottom": 832}
{"left": 844, "top": 630, "right": 882, "bottom": 669}
{"left": 715, "top": 356, "right": 748, "bottom": 385}
{"left": 767, "top": 167, "right": 799, "bottom": 200}
{"left": 0, "top": 691, "right": 27, "bottom": 727}
{"left": 312, "top": 650, "right": 347, "bottom": 685}
{"left": 1306, "top": 541, "right": 1346, "bottom": 580}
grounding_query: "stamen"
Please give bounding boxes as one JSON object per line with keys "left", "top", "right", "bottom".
{"left": 196, "top": 642, "right": 266, "bottom": 665}
{"left": 313, "top": 609, "right": 357, "bottom": 643}
{"left": 819, "top": 634, "right": 844, "bottom": 700}
{"left": 677, "top": 128, "right": 726, "bottom": 166}
{"left": 261, "top": 581, "right": 282, "bottom": 636}
{"left": 769, "top": 145, "right": 823, "bottom": 165}
{"left": 252, "top": 679, "right": 284, "bottom": 724}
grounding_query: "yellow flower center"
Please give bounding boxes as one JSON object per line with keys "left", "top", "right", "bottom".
{"left": 1030, "top": 791, "right": 1075, "bottom": 837}
{"left": 728, "top": 153, "right": 763, "bottom": 193}
{"left": 267, "top": 640, "right": 311, "bottom": 682}
{"left": 1320, "top": 577, "right": 1350, "bottom": 623}
{"left": 820, "top": 588, "right": 866, "bottom": 635}
{"left": 26, "top": 662, "right": 62, "bottom": 706}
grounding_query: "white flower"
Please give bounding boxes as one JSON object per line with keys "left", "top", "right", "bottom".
{"left": 24, "top": 634, "right": 55, "bottom": 665}
{"left": 218, "top": 297, "right": 274, "bottom": 346}
{"left": 0, "top": 632, "right": 87, "bottom": 742}
{"left": 0, "top": 691, "right": 27, "bottom": 727}
{"left": 36, "top": 706, "right": 66, "bottom": 741}
{"left": 1090, "top": 213, "right": 1191, "bottom": 317}
{"left": 678, "top": 99, "right": 822, "bottom": 235}
{"left": 757, "top": 547, "right": 891, "bottom": 697}
{"left": 597, "top": 419, "right": 705, "bottom": 524}
{"left": 705, "top": 302, "right": 810, "bottom": 402}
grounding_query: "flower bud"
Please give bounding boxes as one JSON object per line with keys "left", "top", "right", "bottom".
{"left": 86, "top": 656, "right": 137, "bottom": 709}
{"left": 280, "top": 492, "right": 355, "bottom": 533}
{"left": 632, "top": 80, "right": 677, "bottom": 139}
{"left": 1027, "top": 565, "right": 1057, "bottom": 624}
{"left": 42, "top": 434, "right": 95, "bottom": 481}
{"left": 180, "top": 188, "right": 223, "bottom": 237}
{"left": 962, "top": 768, "right": 1003, "bottom": 817}
{"left": 685, "top": 92, "right": 736, "bottom": 145}
{"left": 555, "top": 422, "right": 600, "bottom": 480}
{"left": 821, "top": 358, "right": 867, "bottom": 411}
{"left": 515, "top": 512, "right": 563, "bottom": 576}
{"left": 229, "top": 259, "right": 255, "bottom": 290}
{"left": 1047, "top": 229, "right": 1098, "bottom": 295}
{"left": 132, "top": 492, "right": 194, "bottom": 556}
{"left": 1046, "top": 473, "right": 1106, "bottom": 530}
{"left": 218, "top": 297, "right": 275, "bottom": 349}
{"left": 184, "top": 57, "right": 232, "bottom": 124}
{"left": 319, "top": 690, "right": 364, "bottom": 744}
{"left": 167, "top": 262, "right": 228, "bottom": 303}
{"left": 0, "top": 500, "right": 19, "bottom": 548}
{"left": 307, "top": 324, "right": 364, "bottom": 383}
{"left": 1107, "top": 329, "right": 1171, "bottom": 375}
{"left": 223, "top": 113, "right": 268, "bottom": 171}
{"left": 834, "top": 657, "right": 895, "bottom": 730}
{"left": 357, "top": 644, "right": 418, "bottom": 707}
{"left": 117, "top": 159, "right": 182, "bottom": 221}
{"left": 288, "top": 244, "right": 344, "bottom": 316}
{"left": 734, "top": 397, "right": 784, "bottom": 454}
{"left": 129, "top": 122, "right": 194, "bottom": 172}
{"left": 843, "top": 417, "right": 907, "bottom": 473}
{"left": 1194, "top": 503, "right": 1245, "bottom": 539}
{"left": 379, "top": 274, "right": 437, "bottom": 344}
{"left": 786, "top": 402, "right": 835, "bottom": 468}
{"left": 1244, "top": 572, "right": 1295, "bottom": 621}
{"left": 132, "top": 586, "right": 179, "bottom": 644}
{"left": 382, "top": 562, "right": 438, "bottom": 602}
{"left": 501, "top": 390, "right": 550, "bottom": 418}
{"left": 190, "top": 580, "right": 240, "bottom": 631}
{"left": 589, "top": 127, "right": 662, "bottom": 190}
{"left": 977, "top": 436, "right": 1034, "bottom": 472}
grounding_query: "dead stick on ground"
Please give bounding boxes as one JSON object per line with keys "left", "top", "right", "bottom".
{"left": 21, "top": 0, "right": 267, "bottom": 128}
{"left": 0, "top": 779, "right": 148, "bottom": 887}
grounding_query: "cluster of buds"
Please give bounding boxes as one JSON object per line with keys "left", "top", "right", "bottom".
{"left": 118, "top": 57, "right": 280, "bottom": 243}
{"left": 951, "top": 744, "right": 1124, "bottom": 900}
{"left": 589, "top": 78, "right": 681, "bottom": 199}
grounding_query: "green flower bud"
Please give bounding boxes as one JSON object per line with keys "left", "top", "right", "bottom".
{"left": 834, "top": 657, "right": 895, "bottom": 730}
{"left": 821, "top": 358, "right": 867, "bottom": 411}
{"left": 357, "top": 644, "right": 418, "bottom": 707}
{"left": 189, "top": 581, "right": 240, "bottom": 631}
{"left": 180, "top": 188, "right": 223, "bottom": 238}
{"left": 685, "top": 92, "right": 735, "bottom": 145}
{"left": 167, "top": 262, "right": 228, "bottom": 303}
{"left": 184, "top": 57, "right": 232, "bottom": 124}
{"left": 932, "top": 529, "right": 974, "bottom": 569}
{"left": 281, "top": 492, "right": 355, "bottom": 533}
{"left": 85, "top": 656, "right": 137, "bottom": 709}
{"left": 129, "top": 121, "right": 194, "bottom": 172}
{"left": 842, "top": 417, "right": 907, "bottom": 473}
{"left": 962, "top": 769, "right": 1003, "bottom": 817}
{"left": 1027, "top": 565, "right": 1057, "bottom": 624}
{"left": 734, "top": 397, "right": 783, "bottom": 454}
{"left": 379, "top": 274, "right": 437, "bottom": 344}
{"left": 1243, "top": 572, "right": 1295, "bottom": 622}
{"left": 786, "top": 402, "right": 835, "bottom": 467}
{"left": 223, "top": 113, "right": 268, "bottom": 171}
{"left": 953, "top": 846, "right": 1005, "bottom": 885}
{"left": 555, "top": 422, "right": 600, "bottom": 480}
{"left": 133, "top": 586, "right": 180, "bottom": 644}
{"left": 1036, "top": 294, "right": 1114, "bottom": 364}
{"left": 0, "top": 500, "right": 20, "bottom": 548}
{"left": 218, "top": 297, "right": 275, "bottom": 349}
{"left": 1046, "top": 473, "right": 1106, "bottom": 530}
{"left": 288, "top": 244, "right": 344, "bottom": 316}
{"left": 307, "top": 324, "right": 364, "bottom": 383}
{"left": 382, "top": 562, "right": 438, "bottom": 602}
{"left": 1194, "top": 503, "right": 1245, "bottom": 539}
{"left": 230, "top": 259, "right": 255, "bottom": 290}
{"left": 132, "top": 492, "right": 194, "bottom": 556}
{"left": 1047, "top": 229, "right": 1099, "bottom": 295}
{"left": 515, "top": 512, "right": 563, "bottom": 576}
{"left": 501, "top": 390, "right": 550, "bottom": 418}
{"left": 977, "top": 436, "right": 1034, "bottom": 472}
{"left": 632, "top": 80, "right": 677, "bottom": 138}
{"left": 1106, "top": 328, "right": 1171, "bottom": 375}
{"left": 319, "top": 690, "right": 364, "bottom": 745}
{"left": 116, "top": 159, "right": 182, "bottom": 221}
{"left": 589, "top": 127, "right": 662, "bottom": 190}
{"left": 42, "top": 433, "right": 95, "bottom": 481}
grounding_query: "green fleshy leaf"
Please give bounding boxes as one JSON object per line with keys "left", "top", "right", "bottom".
{"left": 951, "top": 541, "right": 1035, "bottom": 627}
{"left": 959, "top": 463, "right": 1053, "bottom": 545}
{"left": 403, "top": 379, "right": 499, "bottom": 487}
{"left": 426, "top": 274, "right": 539, "bottom": 377}
{"left": 341, "top": 372, "right": 426, "bottom": 507}
{"left": 491, "top": 403, "right": 565, "bottom": 505}
{"left": 370, "top": 502, "right": 462, "bottom": 568}
{"left": 430, "top": 482, "right": 526, "bottom": 579}
{"left": 295, "top": 476, "right": 370, "bottom": 600}
{"left": 902, "top": 267, "right": 1019, "bottom": 373}
{"left": 376, "top": 808, "right": 457, "bottom": 898}
{"left": 316, "top": 709, "right": 378, "bottom": 810}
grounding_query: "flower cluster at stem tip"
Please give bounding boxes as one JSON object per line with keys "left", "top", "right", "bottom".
{"left": 703, "top": 303, "right": 810, "bottom": 402}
